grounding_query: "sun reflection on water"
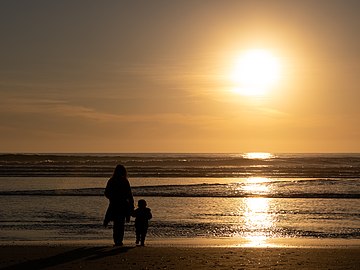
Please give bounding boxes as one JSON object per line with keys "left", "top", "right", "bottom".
{"left": 242, "top": 184, "right": 269, "bottom": 194}
{"left": 243, "top": 197, "right": 274, "bottom": 247}
{"left": 241, "top": 177, "right": 271, "bottom": 195}
{"left": 243, "top": 152, "right": 274, "bottom": 160}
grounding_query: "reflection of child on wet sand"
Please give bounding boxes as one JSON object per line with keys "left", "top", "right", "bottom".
{"left": 132, "top": 199, "right": 152, "bottom": 246}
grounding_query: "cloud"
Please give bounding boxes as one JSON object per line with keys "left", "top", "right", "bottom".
{"left": 0, "top": 96, "right": 223, "bottom": 128}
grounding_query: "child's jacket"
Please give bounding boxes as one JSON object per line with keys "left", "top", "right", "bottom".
{"left": 132, "top": 207, "right": 152, "bottom": 229}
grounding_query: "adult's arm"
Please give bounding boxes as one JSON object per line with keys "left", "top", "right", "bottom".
{"left": 126, "top": 180, "right": 135, "bottom": 210}
{"left": 104, "top": 179, "right": 113, "bottom": 199}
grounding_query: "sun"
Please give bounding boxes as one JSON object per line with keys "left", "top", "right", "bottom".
{"left": 230, "top": 49, "right": 281, "bottom": 96}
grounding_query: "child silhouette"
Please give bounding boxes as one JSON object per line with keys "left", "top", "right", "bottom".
{"left": 132, "top": 199, "right": 152, "bottom": 246}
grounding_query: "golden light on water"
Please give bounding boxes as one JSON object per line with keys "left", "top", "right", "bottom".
{"left": 242, "top": 183, "right": 269, "bottom": 194}
{"left": 241, "top": 177, "right": 274, "bottom": 247}
{"left": 243, "top": 197, "right": 274, "bottom": 247}
{"left": 242, "top": 177, "right": 271, "bottom": 197}
{"left": 246, "top": 177, "right": 270, "bottom": 183}
{"left": 243, "top": 152, "right": 274, "bottom": 159}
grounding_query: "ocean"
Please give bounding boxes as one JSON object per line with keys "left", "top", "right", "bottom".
{"left": 0, "top": 153, "right": 359, "bottom": 245}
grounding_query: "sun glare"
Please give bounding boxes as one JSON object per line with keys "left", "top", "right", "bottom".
{"left": 243, "top": 152, "right": 273, "bottom": 159}
{"left": 231, "top": 49, "right": 281, "bottom": 96}
{"left": 243, "top": 198, "right": 274, "bottom": 247}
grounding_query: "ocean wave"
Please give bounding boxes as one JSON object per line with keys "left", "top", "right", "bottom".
{"left": 1, "top": 182, "right": 359, "bottom": 199}
{"left": 1, "top": 153, "right": 360, "bottom": 178}
{"left": 1, "top": 220, "right": 359, "bottom": 239}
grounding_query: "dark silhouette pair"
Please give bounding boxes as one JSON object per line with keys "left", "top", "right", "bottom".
{"left": 103, "top": 165, "right": 152, "bottom": 246}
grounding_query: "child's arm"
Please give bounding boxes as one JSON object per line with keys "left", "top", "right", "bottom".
{"left": 147, "top": 208, "right": 152, "bottom": 220}
{"left": 131, "top": 209, "right": 137, "bottom": 218}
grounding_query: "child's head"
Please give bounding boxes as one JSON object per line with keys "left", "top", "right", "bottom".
{"left": 138, "top": 199, "right": 147, "bottom": 208}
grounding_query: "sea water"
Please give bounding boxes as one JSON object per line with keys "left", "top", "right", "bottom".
{"left": 0, "top": 153, "right": 359, "bottom": 245}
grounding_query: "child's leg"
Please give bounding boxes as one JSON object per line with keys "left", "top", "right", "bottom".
{"left": 135, "top": 227, "right": 140, "bottom": 245}
{"left": 140, "top": 228, "right": 147, "bottom": 246}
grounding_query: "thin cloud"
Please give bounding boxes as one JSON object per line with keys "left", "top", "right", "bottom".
{"left": 0, "top": 96, "right": 224, "bottom": 128}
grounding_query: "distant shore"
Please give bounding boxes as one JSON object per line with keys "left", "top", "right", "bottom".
{"left": 1, "top": 244, "right": 359, "bottom": 270}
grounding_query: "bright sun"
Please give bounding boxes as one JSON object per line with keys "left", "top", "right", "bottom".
{"left": 231, "top": 49, "right": 281, "bottom": 96}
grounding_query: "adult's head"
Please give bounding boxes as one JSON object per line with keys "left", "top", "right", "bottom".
{"left": 112, "top": 164, "right": 128, "bottom": 179}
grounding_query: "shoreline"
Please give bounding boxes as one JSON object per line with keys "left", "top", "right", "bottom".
{"left": 2, "top": 237, "right": 360, "bottom": 248}
{"left": 1, "top": 245, "right": 359, "bottom": 270}
{"left": 2, "top": 237, "right": 360, "bottom": 269}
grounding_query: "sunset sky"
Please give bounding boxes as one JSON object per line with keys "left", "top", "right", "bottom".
{"left": 1, "top": 1, "right": 359, "bottom": 153}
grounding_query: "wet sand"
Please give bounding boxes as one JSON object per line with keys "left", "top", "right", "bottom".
{"left": 1, "top": 244, "right": 359, "bottom": 270}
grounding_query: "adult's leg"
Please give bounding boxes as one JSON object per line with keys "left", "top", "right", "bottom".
{"left": 113, "top": 216, "right": 125, "bottom": 246}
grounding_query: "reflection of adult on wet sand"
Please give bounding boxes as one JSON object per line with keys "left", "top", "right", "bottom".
{"left": 104, "top": 165, "right": 134, "bottom": 246}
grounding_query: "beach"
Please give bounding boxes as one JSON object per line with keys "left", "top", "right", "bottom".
{"left": 1, "top": 154, "right": 359, "bottom": 269}
{"left": 2, "top": 0, "right": 360, "bottom": 267}
{"left": 1, "top": 244, "right": 360, "bottom": 270}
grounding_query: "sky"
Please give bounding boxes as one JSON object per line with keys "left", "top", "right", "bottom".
{"left": 1, "top": 0, "right": 359, "bottom": 153}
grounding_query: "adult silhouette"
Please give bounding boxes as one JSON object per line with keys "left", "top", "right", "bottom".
{"left": 104, "top": 164, "right": 134, "bottom": 246}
